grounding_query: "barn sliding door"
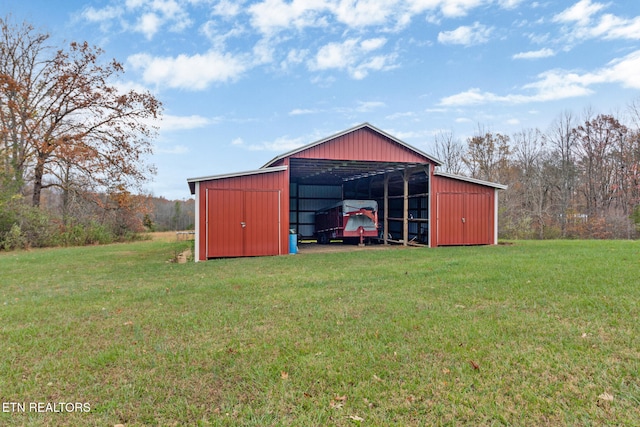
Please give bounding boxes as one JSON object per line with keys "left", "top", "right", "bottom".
{"left": 206, "top": 189, "right": 281, "bottom": 258}
{"left": 436, "top": 192, "right": 491, "bottom": 246}
{"left": 243, "top": 190, "right": 281, "bottom": 257}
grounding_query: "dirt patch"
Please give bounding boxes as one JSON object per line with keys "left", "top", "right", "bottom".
{"left": 175, "top": 248, "right": 192, "bottom": 263}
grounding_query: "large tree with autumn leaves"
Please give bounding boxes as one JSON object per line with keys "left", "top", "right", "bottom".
{"left": 1, "top": 18, "right": 161, "bottom": 246}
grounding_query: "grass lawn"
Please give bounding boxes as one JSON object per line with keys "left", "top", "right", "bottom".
{"left": 0, "top": 238, "right": 639, "bottom": 426}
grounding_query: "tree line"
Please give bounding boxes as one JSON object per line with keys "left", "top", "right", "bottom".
{"left": 3, "top": 15, "right": 638, "bottom": 250}
{"left": 146, "top": 197, "right": 195, "bottom": 232}
{"left": 0, "top": 17, "right": 163, "bottom": 249}
{"left": 433, "top": 107, "right": 640, "bottom": 240}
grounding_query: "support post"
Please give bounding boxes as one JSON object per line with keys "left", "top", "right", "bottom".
{"left": 403, "top": 168, "right": 409, "bottom": 246}
{"left": 426, "top": 164, "right": 432, "bottom": 248}
{"left": 384, "top": 173, "right": 389, "bottom": 245}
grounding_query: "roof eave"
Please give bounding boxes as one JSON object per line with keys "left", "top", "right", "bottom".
{"left": 187, "top": 165, "right": 288, "bottom": 194}
{"left": 434, "top": 170, "right": 508, "bottom": 190}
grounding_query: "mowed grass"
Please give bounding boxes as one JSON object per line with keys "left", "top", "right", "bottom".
{"left": 0, "top": 239, "right": 639, "bottom": 426}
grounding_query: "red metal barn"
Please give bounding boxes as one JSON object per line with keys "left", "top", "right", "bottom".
{"left": 187, "top": 167, "right": 289, "bottom": 260}
{"left": 432, "top": 172, "right": 505, "bottom": 246}
{"left": 187, "top": 123, "right": 506, "bottom": 260}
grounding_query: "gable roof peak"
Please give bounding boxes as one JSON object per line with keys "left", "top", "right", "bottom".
{"left": 262, "top": 122, "right": 441, "bottom": 168}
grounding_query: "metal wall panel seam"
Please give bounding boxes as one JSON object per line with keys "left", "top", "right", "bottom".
{"left": 194, "top": 182, "right": 200, "bottom": 262}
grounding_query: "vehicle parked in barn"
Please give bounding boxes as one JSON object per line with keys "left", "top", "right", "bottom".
{"left": 315, "top": 200, "right": 379, "bottom": 244}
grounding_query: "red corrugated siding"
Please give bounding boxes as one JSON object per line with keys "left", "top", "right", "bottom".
{"left": 292, "top": 127, "right": 429, "bottom": 163}
{"left": 192, "top": 126, "right": 502, "bottom": 258}
{"left": 436, "top": 192, "right": 462, "bottom": 246}
{"left": 197, "top": 169, "right": 288, "bottom": 259}
{"left": 431, "top": 174, "right": 495, "bottom": 246}
{"left": 465, "top": 193, "right": 492, "bottom": 244}
{"left": 206, "top": 189, "right": 244, "bottom": 257}
{"left": 243, "top": 190, "right": 281, "bottom": 256}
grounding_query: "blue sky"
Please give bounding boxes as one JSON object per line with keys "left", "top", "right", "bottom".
{"left": 4, "top": 0, "right": 640, "bottom": 199}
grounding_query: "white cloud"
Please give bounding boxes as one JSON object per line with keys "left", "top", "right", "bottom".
{"left": 247, "top": 135, "right": 308, "bottom": 151}
{"left": 80, "top": 0, "right": 524, "bottom": 82}
{"left": 248, "top": 0, "right": 330, "bottom": 35}
{"left": 289, "top": 101, "right": 384, "bottom": 116}
{"left": 440, "top": 88, "right": 505, "bottom": 106}
{"left": 280, "top": 48, "right": 310, "bottom": 70}
{"left": 439, "top": 76, "right": 590, "bottom": 107}
{"left": 512, "top": 48, "right": 555, "bottom": 60}
{"left": 351, "top": 54, "right": 398, "bottom": 79}
{"left": 332, "top": 0, "right": 399, "bottom": 28}
{"left": 213, "top": 0, "right": 244, "bottom": 18}
{"left": 361, "top": 37, "right": 387, "bottom": 51}
{"left": 310, "top": 74, "right": 337, "bottom": 87}
{"left": 286, "top": 48, "right": 309, "bottom": 64}
{"left": 289, "top": 108, "right": 318, "bottom": 115}
{"left": 521, "top": 51, "right": 640, "bottom": 97}
{"left": 202, "top": 21, "right": 245, "bottom": 49}
{"left": 82, "top": 5, "right": 123, "bottom": 22}
{"left": 160, "top": 114, "right": 212, "bottom": 131}
{"left": 231, "top": 137, "right": 244, "bottom": 146}
{"left": 553, "top": 0, "right": 605, "bottom": 26}
{"left": 309, "top": 37, "right": 396, "bottom": 79}
{"left": 440, "top": 79, "right": 593, "bottom": 107}
{"left": 128, "top": 51, "right": 249, "bottom": 90}
{"left": 586, "top": 50, "right": 640, "bottom": 89}
{"left": 311, "top": 39, "right": 358, "bottom": 70}
{"left": 113, "top": 79, "right": 154, "bottom": 95}
{"left": 438, "top": 0, "right": 485, "bottom": 18}
{"left": 438, "top": 22, "right": 493, "bottom": 46}
{"left": 136, "top": 13, "right": 162, "bottom": 39}
{"left": 245, "top": 0, "right": 514, "bottom": 36}
{"left": 125, "top": 0, "right": 146, "bottom": 8}
{"left": 388, "top": 128, "right": 432, "bottom": 140}
{"left": 152, "top": 0, "right": 183, "bottom": 19}
{"left": 355, "top": 101, "right": 386, "bottom": 112}
{"left": 439, "top": 49, "right": 640, "bottom": 106}
{"left": 252, "top": 37, "right": 276, "bottom": 65}
{"left": 82, "top": 0, "right": 192, "bottom": 39}
{"left": 245, "top": 0, "right": 400, "bottom": 34}
{"left": 408, "top": 0, "right": 487, "bottom": 19}
{"left": 498, "top": 0, "right": 523, "bottom": 9}
{"left": 425, "top": 107, "right": 449, "bottom": 113}
{"left": 553, "top": 0, "right": 640, "bottom": 42}
{"left": 589, "top": 13, "right": 640, "bottom": 40}
{"left": 386, "top": 111, "right": 417, "bottom": 120}
{"left": 83, "top": 0, "right": 523, "bottom": 44}
{"left": 521, "top": 70, "right": 595, "bottom": 101}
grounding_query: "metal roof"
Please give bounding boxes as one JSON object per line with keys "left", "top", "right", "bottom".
{"left": 434, "top": 170, "right": 507, "bottom": 190}
{"left": 262, "top": 122, "right": 443, "bottom": 168}
{"left": 185, "top": 124, "right": 506, "bottom": 192}
{"left": 187, "top": 166, "right": 288, "bottom": 194}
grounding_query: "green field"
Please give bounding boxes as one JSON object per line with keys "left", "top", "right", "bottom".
{"left": 1, "top": 239, "right": 639, "bottom": 426}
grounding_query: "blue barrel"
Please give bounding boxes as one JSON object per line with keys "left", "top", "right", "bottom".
{"left": 289, "top": 233, "right": 298, "bottom": 254}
